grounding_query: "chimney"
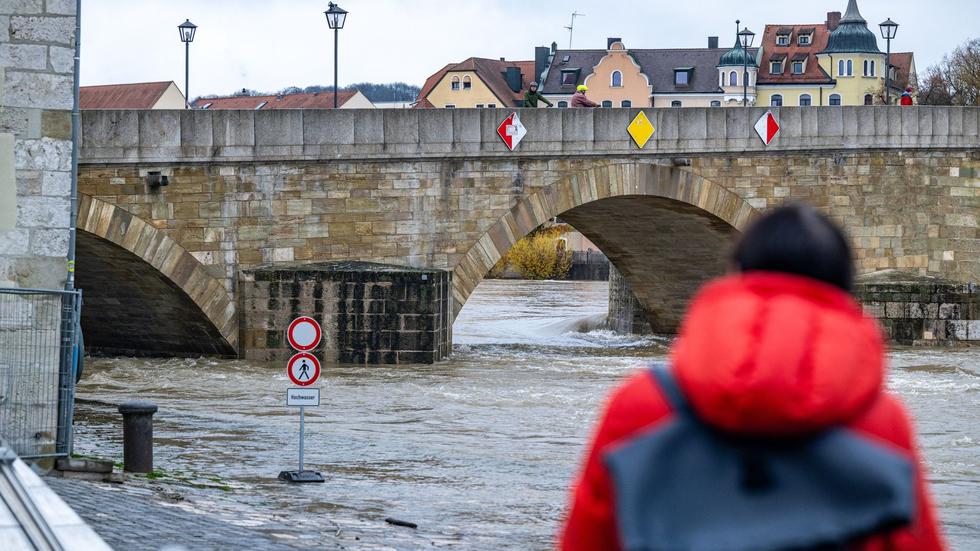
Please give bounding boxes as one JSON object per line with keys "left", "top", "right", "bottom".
{"left": 535, "top": 46, "right": 550, "bottom": 83}
{"left": 826, "top": 11, "right": 841, "bottom": 31}
{"left": 505, "top": 66, "right": 523, "bottom": 93}
{"left": 551, "top": 41, "right": 558, "bottom": 53}
{"left": 607, "top": 37, "right": 622, "bottom": 49}
{"left": 708, "top": 36, "right": 719, "bottom": 49}
{"left": 500, "top": 57, "right": 506, "bottom": 61}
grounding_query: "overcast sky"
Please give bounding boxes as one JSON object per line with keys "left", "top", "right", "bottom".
{"left": 80, "top": 0, "right": 978, "bottom": 97}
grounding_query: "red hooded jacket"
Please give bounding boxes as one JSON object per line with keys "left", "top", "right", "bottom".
{"left": 559, "top": 272, "right": 945, "bottom": 551}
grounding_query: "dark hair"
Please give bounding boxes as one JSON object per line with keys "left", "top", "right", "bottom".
{"left": 733, "top": 203, "right": 854, "bottom": 292}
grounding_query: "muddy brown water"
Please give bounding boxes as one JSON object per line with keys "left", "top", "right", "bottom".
{"left": 73, "top": 280, "right": 979, "bottom": 549}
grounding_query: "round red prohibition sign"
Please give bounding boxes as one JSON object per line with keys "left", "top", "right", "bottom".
{"left": 287, "top": 352, "right": 321, "bottom": 386}
{"left": 287, "top": 316, "right": 321, "bottom": 351}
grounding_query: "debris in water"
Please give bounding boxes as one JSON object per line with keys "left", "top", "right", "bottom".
{"left": 385, "top": 517, "right": 418, "bottom": 529}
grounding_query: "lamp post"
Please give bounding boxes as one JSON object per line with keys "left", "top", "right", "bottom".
{"left": 324, "top": 2, "right": 348, "bottom": 108}
{"left": 879, "top": 18, "right": 899, "bottom": 105}
{"left": 738, "top": 25, "right": 756, "bottom": 107}
{"left": 178, "top": 19, "right": 197, "bottom": 109}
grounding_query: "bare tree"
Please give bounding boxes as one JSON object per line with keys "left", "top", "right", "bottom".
{"left": 918, "top": 38, "right": 980, "bottom": 105}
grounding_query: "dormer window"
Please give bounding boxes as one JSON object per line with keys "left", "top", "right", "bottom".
{"left": 674, "top": 67, "right": 693, "bottom": 87}
{"left": 776, "top": 29, "right": 792, "bottom": 46}
{"left": 797, "top": 29, "right": 814, "bottom": 46}
{"left": 560, "top": 69, "right": 580, "bottom": 86}
{"left": 769, "top": 54, "right": 786, "bottom": 75}
{"left": 791, "top": 54, "right": 807, "bottom": 75}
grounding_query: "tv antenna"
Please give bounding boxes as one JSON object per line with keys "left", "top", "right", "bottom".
{"left": 565, "top": 11, "right": 584, "bottom": 49}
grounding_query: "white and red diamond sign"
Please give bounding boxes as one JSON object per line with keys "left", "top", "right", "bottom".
{"left": 754, "top": 110, "right": 780, "bottom": 146}
{"left": 496, "top": 112, "right": 528, "bottom": 151}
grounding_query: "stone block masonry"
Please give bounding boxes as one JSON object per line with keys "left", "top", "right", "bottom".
{"left": 855, "top": 270, "right": 979, "bottom": 345}
{"left": 607, "top": 265, "right": 651, "bottom": 335}
{"left": 0, "top": 1, "right": 76, "bottom": 290}
{"left": 240, "top": 262, "right": 451, "bottom": 364}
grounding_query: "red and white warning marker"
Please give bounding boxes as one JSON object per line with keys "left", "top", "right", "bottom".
{"left": 754, "top": 111, "right": 781, "bottom": 146}
{"left": 496, "top": 112, "right": 528, "bottom": 151}
{"left": 287, "top": 316, "right": 321, "bottom": 351}
{"left": 287, "top": 352, "right": 321, "bottom": 386}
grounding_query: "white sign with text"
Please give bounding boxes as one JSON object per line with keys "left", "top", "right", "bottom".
{"left": 286, "top": 387, "right": 320, "bottom": 407}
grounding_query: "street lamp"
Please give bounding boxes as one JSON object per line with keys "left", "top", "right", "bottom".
{"left": 879, "top": 18, "right": 899, "bottom": 105}
{"left": 178, "top": 19, "right": 197, "bottom": 109}
{"left": 738, "top": 25, "right": 756, "bottom": 107}
{"left": 324, "top": 2, "right": 348, "bottom": 108}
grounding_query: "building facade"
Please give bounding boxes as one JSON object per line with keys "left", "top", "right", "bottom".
{"left": 539, "top": 37, "right": 757, "bottom": 108}
{"left": 534, "top": 0, "right": 912, "bottom": 109}
{"left": 757, "top": 0, "right": 914, "bottom": 107}
{"left": 415, "top": 58, "right": 535, "bottom": 109}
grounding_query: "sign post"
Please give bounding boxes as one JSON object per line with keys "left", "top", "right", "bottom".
{"left": 278, "top": 319, "right": 325, "bottom": 483}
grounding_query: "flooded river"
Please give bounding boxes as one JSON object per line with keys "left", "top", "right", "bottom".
{"left": 73, "top": 280, "right": 979, "bottom": 550}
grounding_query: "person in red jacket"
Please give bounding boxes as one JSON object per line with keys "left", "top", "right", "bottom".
{"left": 901, "top": 87, "right": 914, "bottom": 106}
{"left": 559, "top": 204, "right": 945, "bottom": 551}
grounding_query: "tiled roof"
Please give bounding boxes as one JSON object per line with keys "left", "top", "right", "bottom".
{"left": 80, "top": 81, "right": 176, "bottom": 109}
{"left": 757, "top": 23, "right": 834, "bottom": 85}
{"left": 414, "top": 57, "right": 535, "bottom": 108}
{"left": 193, "top": 90, "right": 358, "bottom": 109}
{"left": 541, "top": 50, "right": 607, "bottom": 93}
{"left": 542, "top": 47, "right": 752, "bottom": 95}
{"left": 889, "top": 52, "right": 915, "bottom": 90}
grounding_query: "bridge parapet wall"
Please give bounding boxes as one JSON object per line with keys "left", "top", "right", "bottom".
{"left": 79, "top": 106, "right": 980, "bottom": 165}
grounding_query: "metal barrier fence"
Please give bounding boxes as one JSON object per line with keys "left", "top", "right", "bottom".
{"left": 0, "top": 288, "right": 81, "bottom": 459}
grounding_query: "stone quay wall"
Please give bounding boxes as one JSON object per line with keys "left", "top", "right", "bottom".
{"left": 75, "top": 107, "right": 980, "bottom": 356}
{"left": 0, "top": 1, "right": 76, "bottom": 289}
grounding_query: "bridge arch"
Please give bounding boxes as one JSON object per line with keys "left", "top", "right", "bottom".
{"left": 76, "top": 194, "right": 238, "bottom": 356}
{"left": 451, "top": 161, "right": 761, "bottom": 332}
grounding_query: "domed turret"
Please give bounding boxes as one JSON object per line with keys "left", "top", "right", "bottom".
{"left": 822, "top": 0, "right": 881, "bottom": 54}
{"left": 718, "top": 38, "right": 756, "bottom": 67}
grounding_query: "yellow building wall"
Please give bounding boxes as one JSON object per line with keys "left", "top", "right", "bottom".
{"left": 756, "top": 87, "right": 827, "bottom": 107}
{"left": 817, "top": 53, "right": 887, "bottom": 105}
{"left": 582, "top": 43, "right": 652, "bottom": 107}
{"left": 426, "top": 71, "right": 503, "bottom": 108}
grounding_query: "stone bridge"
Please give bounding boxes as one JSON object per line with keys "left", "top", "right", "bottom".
{"left": 76, "top": 106, "right": 980, "bottom": 360}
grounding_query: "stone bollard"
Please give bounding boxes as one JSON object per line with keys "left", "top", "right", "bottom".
{"left": 118, "top": 401, "right": 158, "bottom": 473}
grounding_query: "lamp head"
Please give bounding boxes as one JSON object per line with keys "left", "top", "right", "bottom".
{"left": 178, "top": 19, "right": 197, "bottom": 43}
{"left": 325, "top": 2, "right": 348, "bottom": 29}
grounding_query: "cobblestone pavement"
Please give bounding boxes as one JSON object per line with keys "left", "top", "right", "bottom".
{"left": 44, "top": 476, "right": 327, "bottom": 550}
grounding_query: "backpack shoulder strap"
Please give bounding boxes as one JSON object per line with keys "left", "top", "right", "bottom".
{"left": 648, "top": 364, "right": 691, "bottom": 415}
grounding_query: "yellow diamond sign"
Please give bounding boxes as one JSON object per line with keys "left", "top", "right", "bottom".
{"left": 628, "top": 111, "right": 655, "bottom": 149}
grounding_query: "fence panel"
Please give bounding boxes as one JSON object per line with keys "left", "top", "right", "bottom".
{"left": 0, "top": 288, "right": 81, "bottom": 458}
